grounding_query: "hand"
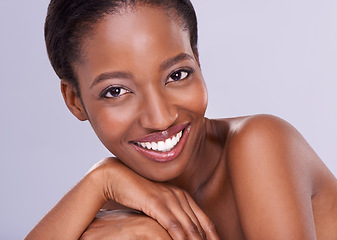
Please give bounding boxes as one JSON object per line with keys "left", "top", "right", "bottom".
{"left": 91, "top": 157, "right": 220, "bottom": 240}
{"left": 80, "top": 209, "right": 172, "bottom": 240}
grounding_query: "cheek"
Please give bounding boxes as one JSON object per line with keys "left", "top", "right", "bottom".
{"left": 175, "top": 78, "right": 208, "bottom": 116}
{"left": 87, "top": 103, "right": 138, "bottom": 151}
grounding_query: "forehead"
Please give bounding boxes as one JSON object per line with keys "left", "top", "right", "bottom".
{"left": 76, "top": 6, "right": 192, "bottom": 75}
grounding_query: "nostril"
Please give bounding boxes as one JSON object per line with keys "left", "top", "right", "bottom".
{"left": 138, "top": 92, "right": 178, "bottom": 130}
{"left": 139, "top": 106, "right": 178, "bottom": 130}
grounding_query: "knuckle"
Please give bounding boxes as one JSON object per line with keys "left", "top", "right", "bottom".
{"left": 165, "top": 188, "right": 177, "bottom": 198}
{"left": 149, "top": 195, "right": 168, "bottom": 210}
{"left": 175, "top": 189, "right": 187, "bottom": 199}
{"left": 188, "top": 223, "right": 200, "bottom": 235}
{"left": 167, "top": 219, "right": 183, "bottom": 231}
{"left": 155, "top": 187, "right": 175, "bottom": 202}
{"left": 172, "top": 187, "right": 186, "bottom": 197}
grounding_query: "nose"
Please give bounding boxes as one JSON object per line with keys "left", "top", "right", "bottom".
{"left": 138, "top": 89, "right": 178, "bottom": 130}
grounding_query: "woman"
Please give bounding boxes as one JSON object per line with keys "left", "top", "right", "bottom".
{"left": 26, "top": 0, "right": 337, "bottom": 239}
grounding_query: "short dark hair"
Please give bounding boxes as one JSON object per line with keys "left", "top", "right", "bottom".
{"left": 45, "top": 0, "right": 198, "bottom": 89}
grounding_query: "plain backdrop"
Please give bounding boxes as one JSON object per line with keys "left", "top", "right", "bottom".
{"left": 1, "top": 0, "right": 336, "bottom": 239}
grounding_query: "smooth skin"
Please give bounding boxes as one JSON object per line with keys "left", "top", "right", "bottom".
{"left": 26, "top": 6, "right": 337, "bottom": 240}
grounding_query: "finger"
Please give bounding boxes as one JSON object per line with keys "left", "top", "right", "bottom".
{"left": 172, "top": 188, "right": 206, "bottom": 238}
{"left": 185, "top": 194, "right": 220, "bottom": 240}
{"left": 147, "top": 202, "right": 187, "bottom": 240}
{"left": 144, "top": 192, "right": 203, "bottom": 240}
{"left": 167, "top": 201, "right": 204, "bottom": 240}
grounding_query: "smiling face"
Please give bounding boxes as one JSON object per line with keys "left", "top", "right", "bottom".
{"left": 63, "top": 6, "right": 208, "bottom": 181}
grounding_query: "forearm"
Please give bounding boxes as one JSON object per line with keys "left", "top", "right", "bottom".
{"left": 26, "top": 157, "right": 219, "bottom": 240}
{"left": 26, "top": 168, "right": 107, "bottom": 240}
{"left": 79, "top": 209, "right": 172, "bottom": 240}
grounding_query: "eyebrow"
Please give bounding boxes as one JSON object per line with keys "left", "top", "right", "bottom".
{"left": 160, "top": 53, "right": 194, "bottom": 71}
{"left": 90, "top": 71, "right": 133, "bottom": 89}
{"left": 90, "top": 53, "right": 194, "bottom": 89}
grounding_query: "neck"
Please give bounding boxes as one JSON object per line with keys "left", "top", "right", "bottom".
{"left": 168, "top": 118, "right": 227, "bottom": 197}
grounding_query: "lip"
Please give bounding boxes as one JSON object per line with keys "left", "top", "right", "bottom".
{"left": 132, "top": 123, "right": 189, "bottom": 142}
{"left": 130, "top": 123, "right": 191, "bottom": 162}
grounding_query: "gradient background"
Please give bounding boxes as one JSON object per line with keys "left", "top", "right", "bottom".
{"left": 1, "top": 0, "right": 336, "bottom": 239}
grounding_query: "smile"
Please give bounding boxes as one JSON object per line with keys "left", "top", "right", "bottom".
{"left": 131, "top": 123, "right": 191, "bottom": 162}
{"left": 135, "top": 130, "right": 182, "bottom": 152}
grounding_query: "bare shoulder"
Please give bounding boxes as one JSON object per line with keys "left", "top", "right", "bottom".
{"left": 219, "top": 115, "right": 319, "bottom": 238}
{"left": 224, "top": 114, "right": 322, "bottom": 183}
{"left": 210, "top": 114, "right": 313, "bottom": 180}
{"left": 212, "top": 115, "right": 337, "bottom": 239}
{"left": 226, "top": 113, "right": 301, "bottom": 141}
{"left": 212, "top": 114, "right": 296, "bottom": 139}
{"left": 212, "top": 114, "right": 326, "bottom": 180}
{"left": 225, "top": 114, "right": 317, "bottom": 167}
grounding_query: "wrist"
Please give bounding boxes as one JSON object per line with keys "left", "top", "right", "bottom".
{"left": 87, "top": 157, "right": 123, "bottom": 203}
{"left": 86, "top": 162, "right": 111, "bottom": 205}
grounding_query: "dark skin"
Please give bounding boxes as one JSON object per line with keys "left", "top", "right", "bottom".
{"left": 83, "top": 117, "right": 337, "bottom": 240}
{"left": 26, "top": 6, "right": 337, "bottom": 240}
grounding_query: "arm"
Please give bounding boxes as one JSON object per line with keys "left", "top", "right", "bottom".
{"left": 26, "top": 158, "right": 219, "bottom": 240}
{"left": 80, "top": 210, "right": 172, "bottom": 240}
{"left": 25, "top": 162, "right": 107, "bottom": 240}
{"left": 228, "top": 115, "right": 317, "bottom": 240}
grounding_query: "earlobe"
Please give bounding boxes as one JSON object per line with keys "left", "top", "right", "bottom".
{"left": 60, "top": 80, "right": 88, "bottom": 121}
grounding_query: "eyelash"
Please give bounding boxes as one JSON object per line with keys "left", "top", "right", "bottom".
{"left": 99, "top": 68, "right": 194, "bottom": 99}
{"left": 100, "top": 85, "right": 131, "bottom": 99}
{"left": 166, "top": 68, "right": 194, "bottom": 84}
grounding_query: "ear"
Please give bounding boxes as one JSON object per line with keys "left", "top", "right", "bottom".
{"left": 60, "top": 80, "right": 88, "bottom": 121}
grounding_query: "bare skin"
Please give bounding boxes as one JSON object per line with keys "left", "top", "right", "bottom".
{"left": 197, "top": 116, "right": 337, "bottom": 239}
{"left": 26, "top": 5, "right": 337, "bottom": 240}
{"left": 82, "top": 116, "right": 337, "bottom": 240}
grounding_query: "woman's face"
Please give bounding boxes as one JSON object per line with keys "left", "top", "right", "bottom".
{"left": 71, "top": 6, "right": 208, "bottom": 181}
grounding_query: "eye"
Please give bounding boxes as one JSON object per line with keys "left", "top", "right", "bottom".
{"left": 167, "top": 69, "right": 192, "bottom": 83}
{"left": 101, "top": 86, "right": 130, "bottom": 98}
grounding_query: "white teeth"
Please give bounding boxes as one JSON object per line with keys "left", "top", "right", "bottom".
{"left": 157, "top": 141, "right": 165, "bottom": 151}
{"left": 172, "top": 136, "right": 178, "bottom": 146}
{"left": 136, "top": 130, "right": 183, "bottom": 152}
{"left": 145, "top": 142, "right": 152, "bottom": 149}
{"left": 165, "top": 138, "right": 172, "bottom": 148}
{"left": 151, "top": 142, "right": 158, "bottom": 151}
